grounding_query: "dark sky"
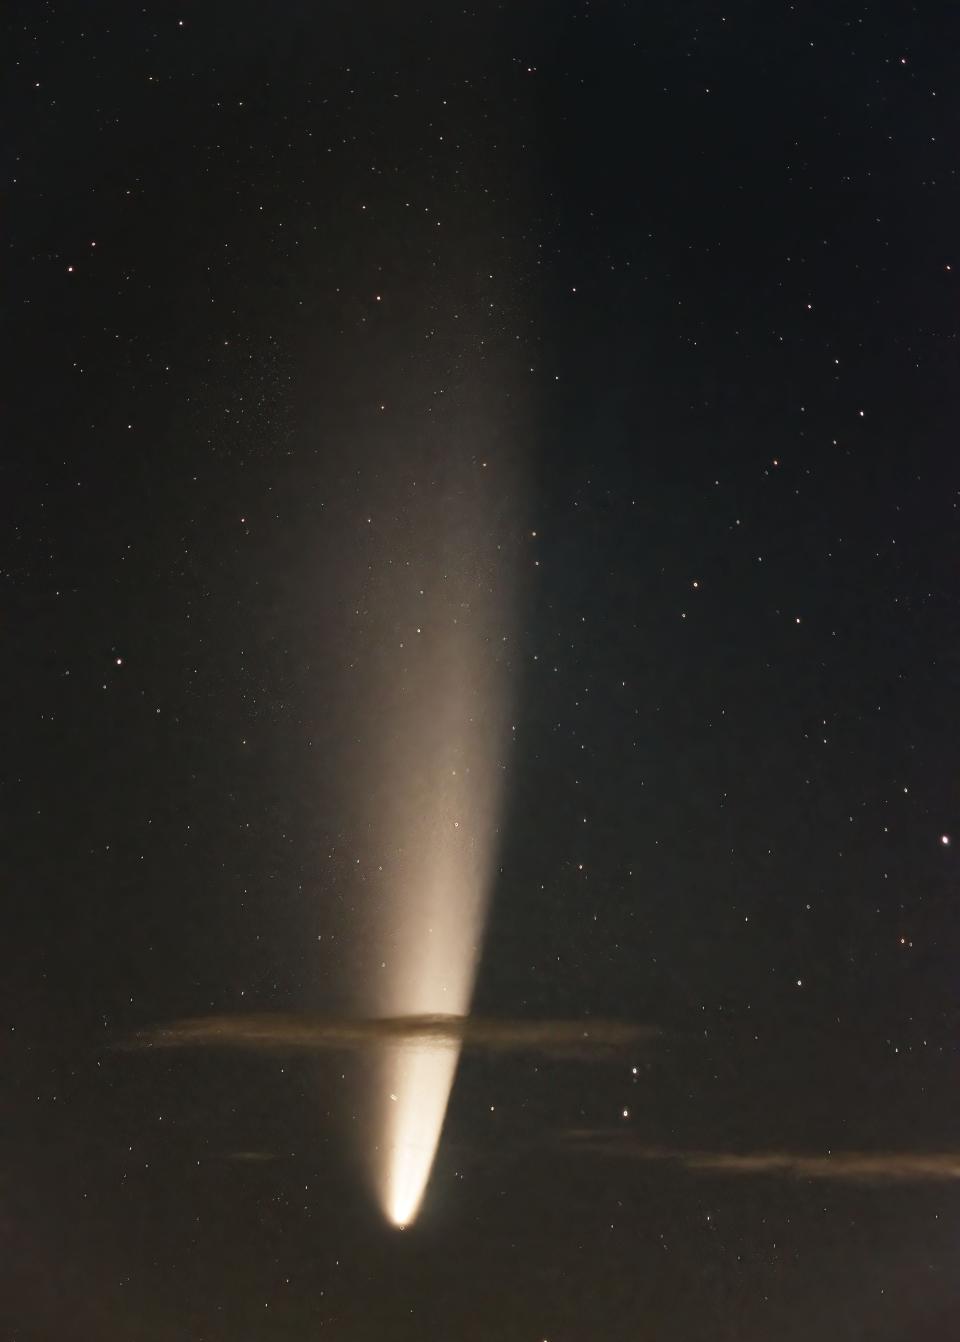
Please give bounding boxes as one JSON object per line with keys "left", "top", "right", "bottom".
{"left": 6, "top": 2, "right": 960, "bottom": 1338}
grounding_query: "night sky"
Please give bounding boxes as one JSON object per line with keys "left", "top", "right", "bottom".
{"left": 6, "top": 3, "right": 960, "bottom": 1338}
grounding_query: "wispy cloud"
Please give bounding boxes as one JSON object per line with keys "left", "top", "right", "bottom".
{"left": 127, "top": 1012, "right": 657, "bottom": 1058}
{"left": 217, "top": 1151, "right": 287, "bottom": 1164}
{"left": 563, "top": 1135, "right": 960, "bottom": 1183}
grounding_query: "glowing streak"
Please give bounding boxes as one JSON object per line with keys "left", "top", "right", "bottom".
{"left": 369, "top": 658, "right": 506, "bottom": 1225}
{"left": 355, "top": 458, "right": 515, "bottom": 1228}
{"left": 379, "top": 1040, "right": 460, "bottom": 1226}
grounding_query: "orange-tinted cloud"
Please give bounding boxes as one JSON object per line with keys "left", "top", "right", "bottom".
{"left": 564, "top": 1135, "right": 960, "bottom": 1183}
{"left": 128, "top": 1012, "right": 657, "bottom": 1057}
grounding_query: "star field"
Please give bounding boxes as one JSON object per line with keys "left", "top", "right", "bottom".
{"left": 6, "top": 3, "right": 960, "bottom": 1340}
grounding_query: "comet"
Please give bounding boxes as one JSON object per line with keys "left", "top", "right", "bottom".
{"left": 368, "top": 619, "right": 511, "bottom": 1227}
{"left": 350, "top": 445, "right": 519, "bottom": 1227}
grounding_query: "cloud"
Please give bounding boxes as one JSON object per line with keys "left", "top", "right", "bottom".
{"left": 217, "top": 1151, "right": 287, "bottom": 1164}
{"left": 562, "top": 1135, "right": 960, "bottom": 1183}
{"left": 127, "top": 1012, "right": 657, "bottom": 1058}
